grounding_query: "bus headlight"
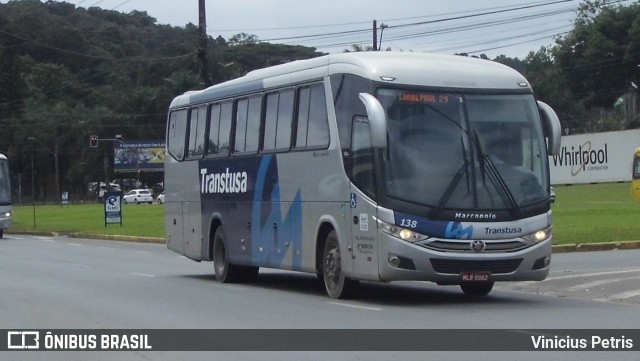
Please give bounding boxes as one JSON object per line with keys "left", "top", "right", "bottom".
{"left": 522, "top": 226, "right": 551, "bottom": 243}
{"left": 374, "top": 216, "right": 427, "bottom": 243}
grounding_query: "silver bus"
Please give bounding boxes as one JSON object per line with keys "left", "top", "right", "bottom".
{"left": 0, "top": 154, "right": 11, "bottom": 238}
{"left": 164, "top": 52, "right": 561, "bottom": 298}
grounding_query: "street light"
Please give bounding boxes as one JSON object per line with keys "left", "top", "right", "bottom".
{"left": 27, "top": 136, "right": 60, "bottom": 204}
{"left": 379, "top": 23, "right": 388, "bottom": 51}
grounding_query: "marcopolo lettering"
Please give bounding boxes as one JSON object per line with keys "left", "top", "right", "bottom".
{"left": 454, "top": 212, "right": 497, "bottom": 220}
{"left": 200, "top": 168, "right": 248, "bottom": 194}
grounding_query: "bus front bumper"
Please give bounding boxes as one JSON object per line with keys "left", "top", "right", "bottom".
{"left": 377, "top": 232, "right": 551, "bottom": 284}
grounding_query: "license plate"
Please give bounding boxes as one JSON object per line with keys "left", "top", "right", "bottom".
{"left": 461, "top": 272, "right": 491, "bottom": 282}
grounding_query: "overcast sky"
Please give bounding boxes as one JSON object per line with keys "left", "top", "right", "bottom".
{"left": 4, "top": 0, "right": 638, "bottom": 58}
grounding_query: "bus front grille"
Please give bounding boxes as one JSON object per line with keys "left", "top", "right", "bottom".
{"left": 422, "top": 240, "right": 529, "bottom": 253}
{"left": 429, "top": 258, "right": 523, "bottom": 274}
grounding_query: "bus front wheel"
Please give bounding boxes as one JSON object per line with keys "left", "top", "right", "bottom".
{"left": 322, "top": 230, "right": 358, "bottom": 299}
{"left": 212, "top": 226, "right": 258, "bottom": 283}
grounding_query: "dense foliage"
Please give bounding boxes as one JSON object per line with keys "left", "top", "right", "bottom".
{"left": 1, "top": 0, "right": 639, "bottom": 201}
{"left": 0, "top": 0, "right": 321, "bottom": 200}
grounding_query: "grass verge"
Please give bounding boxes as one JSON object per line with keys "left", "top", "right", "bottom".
{"left": 11, "top": 202, "right": 164, "bottom": 239}
{"left": 9, "top": 182, "right": 640, "bottom": 245}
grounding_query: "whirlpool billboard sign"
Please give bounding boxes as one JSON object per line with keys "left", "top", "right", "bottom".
{"left": 549, "top": 129, "right": 640, "bottom": 184}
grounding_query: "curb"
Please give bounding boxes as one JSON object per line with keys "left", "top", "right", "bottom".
{"left": 7, "top": 231, "right": 164, "bottom": 244}
{"left": 68, "top": 233, "right": 164, "bottom": 244}
{"left": 552, "top": 240, "right": 640, "bottom": 253}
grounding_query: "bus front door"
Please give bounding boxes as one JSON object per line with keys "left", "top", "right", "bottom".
{"left": 349, "top": 116, "right": 380, "bottom": 280}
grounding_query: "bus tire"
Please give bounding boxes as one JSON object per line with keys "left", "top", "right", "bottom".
{"left": 460, "top": 281, "right": 494, "bottom": 296}
{"left": 322, "top": 230, "right": 358, "bottom": 299}
{"left": 212, "top": 226, "right": 258, "bottom": 283}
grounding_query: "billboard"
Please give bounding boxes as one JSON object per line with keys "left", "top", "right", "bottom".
{"left": 549, "top": 129, "right": 640, "bottom": 184}
{"left": 113, "top": 141, "right": 165, "bottom": 172}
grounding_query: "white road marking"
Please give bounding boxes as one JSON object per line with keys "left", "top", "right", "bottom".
{"left": 217, "top": 284, "right": 246, "bottom": 291}
{"left": 565, "top": 275, "right": 640, "bottom": 293}
{"left": 327, "top": 302, "right": 382, "bottom": 312}
{"left": 68, "top": 263, "right": 91, "bottom": 269}
{"left": 131, "top": 273, "right": 156, "bottom": 278}
{"left": 510, "top": 268, "right": 640, "bottom": 287}
{"left": 595, "top": 289, "right": 640, "bottom": 302}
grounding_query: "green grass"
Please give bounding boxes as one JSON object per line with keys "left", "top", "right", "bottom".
{"left": 551, "top": 183, "right": 640, "bottom": 245}
{"left": 10, "top": 183, "right": 640, "bottom": 245}
{"left": 11, "top": 202, "right": 165, "bottom": 239}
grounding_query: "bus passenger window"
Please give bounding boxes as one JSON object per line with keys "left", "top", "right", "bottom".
{"left": 264, "top": 89, "right": 294, "bottom": 151}
{"left": 219, "top": 101, "right": 232, "bottom": 154}
{"left": 187, "top": 105, "right": 207, "bottom": 158}
{"left": 234, "top": 95, "right": 262, "bottom": 153}
{"left": 167, "top": 110, "right": 188, "bottom": 160}
{"left": 208, "top": 104, "right": 222, "bottom": 155}
{"left": 296, "top": 84, "right": 329, "bottom": 149}
{"left": 207, "top": 102, "right": 233, "bottom": 156}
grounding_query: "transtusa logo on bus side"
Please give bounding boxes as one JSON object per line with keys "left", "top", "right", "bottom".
{"left": 200, "top": 168, "right": 248, "bottom": 194}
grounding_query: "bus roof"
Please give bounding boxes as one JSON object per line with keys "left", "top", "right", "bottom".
{"left": 170, "top": 52, "right": 531, "bottom": 109}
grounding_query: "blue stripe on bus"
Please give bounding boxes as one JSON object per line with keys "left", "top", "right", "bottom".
{"left": 251, "top": 155, "right": 303, "bottom": 269}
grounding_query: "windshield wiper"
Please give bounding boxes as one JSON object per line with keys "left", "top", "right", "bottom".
{"left": 431, "top": 137, "right": 470, "bottom": 218}
{"left": 473, "top": 132, "right": 520, "bottom": 216}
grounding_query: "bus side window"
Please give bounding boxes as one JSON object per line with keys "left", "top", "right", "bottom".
{"left": 187, "top": 105, "right": 207, "bottom": 158}
{"left": 234, "top": 95, "right": 262, "bottom": 154}
{"left": 208, "top": 103, "right": 222, "bottom": 155}
{"left": 219, "top": 101, "right": 233, "bottom": 154}
{"left": 167, "top": 109, "right": 188, "bottom": 160}
{"left": 207, "top": 102, "right": 232, "bottom": 156}
{"left": 263, "top": 89, "right": 294, "bottom": 152}
{"left": 295, "top": 83, "right": 329, "bottom": 149}
{"left": 351, "top": 116, "right": 375, "bottom": 197}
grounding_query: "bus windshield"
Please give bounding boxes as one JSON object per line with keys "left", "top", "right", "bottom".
{"left": 377, "top": 89, "right": 548, "bottom": 213}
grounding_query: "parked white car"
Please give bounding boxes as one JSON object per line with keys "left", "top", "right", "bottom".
{"left": 123, "top": 189, "right": 154, "bottom": 204}
{"left": 157, "top": 191, "right": 165, "bottom": 204}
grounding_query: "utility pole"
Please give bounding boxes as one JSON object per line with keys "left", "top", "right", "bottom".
{"left": 198, "top": 0, "right": 211, "bottom": 87}
{"left": 372, "top": 20, "right": 378, "bottom": 51}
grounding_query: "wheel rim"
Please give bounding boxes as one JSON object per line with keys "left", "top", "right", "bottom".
{"left": 214, "top": 237, "right": 226, "bottom": 277}
{"left": 324, "top": 244, "right": 341, "bottom": 290}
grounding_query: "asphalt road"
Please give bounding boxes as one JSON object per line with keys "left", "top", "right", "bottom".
{"left": 2, "top": 234, "right": 640, "bottom": 361}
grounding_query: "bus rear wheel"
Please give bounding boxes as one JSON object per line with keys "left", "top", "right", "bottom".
{"left": 322, "top": 230, "right": 358, "bottom": 299}
{"left": 460, "top": 281, "right": 494, "bottom": 296}
{"left": 212, "top": 226, "right": 258, "bottom": 283}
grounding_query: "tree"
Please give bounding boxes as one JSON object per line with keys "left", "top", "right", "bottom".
{"left": 228, "top": 33, "right": 259, "bottom": 46}
{"left": 554, "top": 1, "right": 640, "bottom": 108}
{"left": 0, "top": 2, "right": 323, "bottom": 201}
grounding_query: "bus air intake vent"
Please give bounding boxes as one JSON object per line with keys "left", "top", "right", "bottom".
{"left": 429, "top": 258, "right": 522, "bottom": 274}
